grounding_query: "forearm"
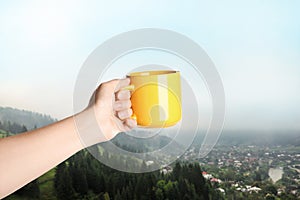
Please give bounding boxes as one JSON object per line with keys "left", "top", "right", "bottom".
{"left": 0, "top": 78, "right": 135, "bottom": 198}
{"left": 0, "top": 114, "right": 84, "bottom": 198}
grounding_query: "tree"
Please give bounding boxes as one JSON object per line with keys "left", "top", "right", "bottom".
{"left": 264, "top": 184, "right": 277, "bottom": 196}
{"left": 155, "top": 188, "right": 164, "bottom": 200}
{"left": 55, "top": 162, "right": 75, "bottom": 200}
{"left": 69, "top": 152, "right": 89, "bottom": 195}
{"left": 121, "top": 187, "right": 131, "bottom": 200}
{"left": 223, "top": 168, "right": 235, "bottom": 181}
{"left": 88, "top": 172, "right": 105, "bottom": 194}
{"left": 103, "top": 192, "right": 110, "bottom": 200}
{"left": 173, "top": 162, "right": 181, "bottom": 180}
{"left": 254, "top": 171, "right": 262, "bottom": 181}
{"left": 15, "top": 179, "right": 40, "bottom": 199}
{"left": 52, "top": 152, "right": 218, "bottom": 200}
{"left": 135, "top": 175, "right": 148, "bottom": 199}
{"left": 21, "top": 125, "right": 27, "bottom": 133}
{"left": 71, "top": 164, "right": 88, "bottom": 195}
{"left": 178, "top": 177, "right": 201, "bottom": 200}
{"left": 86, "top": 159, "right": 105, "bottom": 194}
{"left": 164, "top": 180, "right": 178, "bottom": 200}
{"left": 114, "top": 190, "right": 122, "bottom": 200}
{"left": 265, "top": 194, "right": 276, "bottom": 200}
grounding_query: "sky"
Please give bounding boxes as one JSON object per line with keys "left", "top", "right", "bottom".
{"left": 0, "top": 0, "right": 299, "bottom": 131}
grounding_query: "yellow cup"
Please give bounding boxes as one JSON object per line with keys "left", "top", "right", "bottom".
{"left": 126, "top": 70, "right": 181, "bottom": 128}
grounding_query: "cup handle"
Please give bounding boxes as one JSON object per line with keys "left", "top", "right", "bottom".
{"left": 121, "top": 84, "right": 135, "bottom": 91}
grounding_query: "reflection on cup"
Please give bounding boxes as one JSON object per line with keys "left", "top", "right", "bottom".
{"left": 127, "top": 70, "right": 181, "bottom": 128}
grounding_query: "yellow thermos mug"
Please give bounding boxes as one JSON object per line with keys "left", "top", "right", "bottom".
{"left": 126, "top": 70, "right": 181, "bottom": 128}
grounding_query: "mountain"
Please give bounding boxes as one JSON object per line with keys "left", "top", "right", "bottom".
{"left": 111, "top": 132, "right": 182, "bottom": 153}
{"left": 0, "top": 107, "right": 184, "bottom": 166}
{"left": 191, "top": 130, "right": 300, "bottom": 147}
{"left": 95, "top": 132, "right": 185, "bottom": 172}
{"left": 0, "top": 107, "right": 56, "bottom": 130}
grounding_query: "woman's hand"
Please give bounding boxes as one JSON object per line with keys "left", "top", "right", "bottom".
{"left": 89, "top": 78, "right": 137, "bottom": 141}
{"left": 0, "top": 78, "right": 137, "bottom": 198}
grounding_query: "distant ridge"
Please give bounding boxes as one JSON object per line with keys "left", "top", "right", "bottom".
{"left": 110, "top": 132, "right": 183, "bottom": 153}
{"left": 0, "top": 107, "right": 56, "bottom": 130}
{"left": 192, "top": 130, "right": 300, "bottom": 147}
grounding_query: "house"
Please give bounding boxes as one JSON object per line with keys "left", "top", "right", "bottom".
{"left": 248, "top": 186, "right": 261, "bottom": 193}
{"left": 202, "top": 171, "right": 213, "bottom": 180}
{"left": 211, "top": 178, "right": 222, "bottom": 183}
{"left": 160, "top": 165, "right": 173, "bottom": 174}
{"left": 217, "top": 188, "right": 225, "bottom": 194}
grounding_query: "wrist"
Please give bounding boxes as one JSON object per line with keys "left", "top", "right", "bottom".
{"left": 73, "top": 106, "right": 113, "bottom": 147}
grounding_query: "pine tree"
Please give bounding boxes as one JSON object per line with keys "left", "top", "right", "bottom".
{"left": 55, "top": 162, "right": 75, "bottom": 200}
{"left": 114, "top": 190, "right": 122, "bottom": 200}
{"left": 71, "top": 164, "right": 88, "bottom": 195}
{"left": 103, "top": 192, "right": 110, "bottom": 200}
{"left": 69, "top": 152, "right": 89, "bottom": 195}
{"left": 135, "top": 175, "right": 149, "bottom": 199}
{"left": 173, "top": 162, "right": 181, "bottom": 180}
{"left": 155, "top": 188, "right": 164, "bottom": 200}
{"left": 15, "top": 179, "right": 40, "bottom": 199}
{"left": 164, "top": 180, "right": 178, "bottom": 200}
{"left": 121, "top": 187, "right": 129, "bottom": 200}
{"left": 87, "top": 169, "right": 105, "bottom": 194}
{"left": 21, "top": 125, "right": 27, "bottom": 133}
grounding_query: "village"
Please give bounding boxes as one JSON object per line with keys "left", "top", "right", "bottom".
{"left": 179, "top": 143, "right": 300, "bottom": 199}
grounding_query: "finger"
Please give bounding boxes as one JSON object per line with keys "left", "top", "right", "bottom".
{"left": 122, "top": 125, "right": 132, "bottom": 132}
{"left": 124, "top": 118, "right": 137, "bottom": 129}
{"left": 117, "top": 109, "right": 133, "bottom": 120}
{"left": 114, "top": 78, "right": 130, "bottom": 92}
{"left": 116, "top": 90, "right": 131, "bottom": 100}
{"left": 113, "top": 100, "right": 131, "bottom": 111}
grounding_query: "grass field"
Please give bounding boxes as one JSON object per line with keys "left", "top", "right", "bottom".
{"left": 0, "top": 129, "right": 8, "bottom": 138}
{"left": 0, "top": 129, "right": 13, "bottom": 138}
{"left": 38, "top": 168, "right": 57, "bottom": 200}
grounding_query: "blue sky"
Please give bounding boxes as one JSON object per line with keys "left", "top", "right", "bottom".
{"left": 0, "top": 0, "right": 299, "bottom": 130}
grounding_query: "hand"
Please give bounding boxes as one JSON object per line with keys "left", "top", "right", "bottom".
{"left": 0, "top": 78, "right": 137, "bottom": 198}
{"left": 92, "top": 78, "right": 137, "bottom": 140}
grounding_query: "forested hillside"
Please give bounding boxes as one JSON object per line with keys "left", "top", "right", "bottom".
{"left": 0, "top": 107, "right": 55, "bottom": 131}
{"left": 2, "top": 107, "right": 221, "bottom": 200}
